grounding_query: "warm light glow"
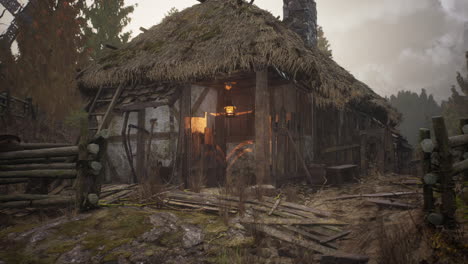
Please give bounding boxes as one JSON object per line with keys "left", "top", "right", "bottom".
{"left": 224, "top": 82, "right": 236, "bottom": 91}
{"left": 224, "top": 105, "right": 236, "bottom": 117}
{"left": 190, "top": 112, "right": 207, "bottom": 133}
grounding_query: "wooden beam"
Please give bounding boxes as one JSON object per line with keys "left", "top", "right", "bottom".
{"left": 255, "top": 69, "right": 271, "bottom": 184}
{"left": 98, "top": 83, "right": 125, "bottom": 133}
{"left": 0, "top": 146, "right": 78, "bottom": 160}
{"left": 0, "top": 178, "right": 28, "bottom": 185}
{"left": 432, "top": 116, "right": 456, "bottom": 227}
{"left": 117, "top": 101, "right": 168, "bottom": 112}
{"left": 136, "top": 109, "right": 147, "bottom": 182}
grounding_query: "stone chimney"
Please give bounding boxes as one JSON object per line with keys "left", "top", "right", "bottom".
{"left": 283, "top": 0, "right": 318, "bottom": 47}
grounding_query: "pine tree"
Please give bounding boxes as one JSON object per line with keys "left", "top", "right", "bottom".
{"left": 317, "top": 26, "right": 332, "bottom": 59}
{"left": 442, "top": 51, "right": 468, "bottom": 135}
{"left": 83, "top": 0, "right": 136, "bottom": 60}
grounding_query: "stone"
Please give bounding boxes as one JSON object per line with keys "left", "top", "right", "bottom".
{"left": 321, "top": 253, "right": 369, "bottom": 264}
{"left": 56, "top": 245, "right": 92, "bottom": 264}
{"left": 181, "top": 224, "right": 204, "bottom": 248}
{"left": 139, "top": 227, "right": 172, "bottom": 243}
{"left": 257, "top": 247, "right": 279, "bottom": 259}
{"left": 283, "top": 0, "right": 318, "bottom": 47}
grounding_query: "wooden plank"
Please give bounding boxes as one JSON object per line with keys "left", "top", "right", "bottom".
{"left": 285, "top": 129, "right": 314, "bottom": 185}
{"left": 0, "top": 163, "right": 76, "bottom": 171}
{"left": 0, "top": 169, "right": 77, "bottom": 179}
{"left": 324, "top": 191, "right": 419, "bottom": 201}
{"left": 323, "top": 144, "right": 360, "bottom": 154}
{"left": 0, "top": 146, "right": 78, "bottom": 160}
{"left": 283, "top": 226, "right": 337, "bottom": 249}
{"left": 255, "top": 69, "right": 270, "bottom": 184}
{"left": 240, "top": 217, "right": 347, "bottom": 226}
{"left": 319, "top": 230, "right": 352, "bottom": 244}
{"left": 98, "top": 83, "right": 125, "bottom": 133}
{"left": 366, "top": 199, "right": 416, "bottom": 209}
{"left": 136, "top": 109, "right": 147, "bottom": 182}
{"left": 253, "top": 225, "right": 338, "bottom": 255}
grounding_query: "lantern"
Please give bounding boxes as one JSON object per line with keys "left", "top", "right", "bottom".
{"left": 224, "top": 82, "right": 237, "bottom": 117}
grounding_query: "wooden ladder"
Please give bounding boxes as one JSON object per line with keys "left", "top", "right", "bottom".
{"left": 87, "top": 84, "right": 124, "bottom": 135}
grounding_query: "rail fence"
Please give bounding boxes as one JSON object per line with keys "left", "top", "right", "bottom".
{"left": 0, "top": 117, "right": 108, "bottom": 211}
{"left": 419, "top": 116, "right": 468, "bottom": 227}
{"left": 0, "top": 90, "right": 37, "bottom": 120}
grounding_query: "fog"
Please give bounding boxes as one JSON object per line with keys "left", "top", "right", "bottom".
{"left": 1, "top": 0, "right": 467, "bottom": 101}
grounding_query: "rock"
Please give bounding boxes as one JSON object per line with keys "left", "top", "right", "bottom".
{"left": 181, "top": 224, "right": 204, "bottom": 248}
{"left": 139, "top": 226, "right": 172, "bottom": 243}
{"left": 257, "top": 247, "right": 279, "bottom": 258}
{"left": 321, "top": 253, "right": 369, "bottom": 264}
{"left": 56, "top": 245, "right": 92, "bottom": 264}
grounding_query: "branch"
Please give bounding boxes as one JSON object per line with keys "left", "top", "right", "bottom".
{"left": 0, "top": 9, "right": 7, "bottom": 20}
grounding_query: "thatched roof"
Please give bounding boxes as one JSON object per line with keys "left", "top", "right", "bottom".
{"left": 77, "top": 0, "right": 400, "bottom": 125}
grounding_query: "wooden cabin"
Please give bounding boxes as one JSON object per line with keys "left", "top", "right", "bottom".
{"left": 77, "top": 0, "right": 407, "bottom": 188}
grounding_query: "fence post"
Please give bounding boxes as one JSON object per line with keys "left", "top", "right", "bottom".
{"left": 419, "top": 128, "right": 434, "bottom": 212}
{"left": 432, "top": 116, "right": 456, "bottom": 228}
{"left": 5, "top": 89, "right": 10, "bottom": 116}
{"left": 75, "top": 116, "right": 89, "bottom": 211}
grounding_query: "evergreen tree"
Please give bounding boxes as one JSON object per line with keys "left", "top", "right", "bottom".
{"left": 83, "top": 0, "right": 136, "bottom": 60}
{"left": 389, "top": 89, "right": 442, "bottom": 146}
{"left": 317, "top": 26, "right": 332, "bottom": 58}
{"left": 441, "top": 52, "right": 468, "bottom": 135}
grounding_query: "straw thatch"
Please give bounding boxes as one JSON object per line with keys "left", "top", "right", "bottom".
{"left": 77, "top": 0, "right": 400, "bottom": 125}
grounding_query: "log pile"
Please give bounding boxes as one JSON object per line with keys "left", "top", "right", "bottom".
{"left": 0, "top": 120, "right": 109, "bottom": 211}
{"left": 162, "top": 190, "right": 350, "bottom": 255}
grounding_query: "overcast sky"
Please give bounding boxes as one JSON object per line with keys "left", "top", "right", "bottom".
{"left": 1, "top": 0, "right": 468, "bottom": 101}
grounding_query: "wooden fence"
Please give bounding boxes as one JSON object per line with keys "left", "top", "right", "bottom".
{"left": 0, "top": 90, "right": 37, "bottom": 119}
{"left": 419, "top": 116, "right": 468, "bottom": 227}
{"left": 0, "top": 117, "right": 108, "bottom": 211}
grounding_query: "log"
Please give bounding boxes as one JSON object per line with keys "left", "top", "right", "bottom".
{"left": 0, "top": 197, "right": 74, "bottom": 209}
{"left": 263, "top": 196, "right": 331, "bottom": 217}
{"left": 0, "top": 169, "right": 77, "bottom": 179}
{"left": 0, "top": 163, "right": 76, "bottom": 171}
{"left": 19, "top": 143, "right": 72, "bottom": 150}
{"left": 448, "top": 134, "right": 468, "bottom": 148}
{"left": 253, "top": 225, "right": 338, "bottom": 255}
{"left": 87, "top": 144, "right": 100, "bottom": 155}
{"left": 366, "top": 199, "right": 416, "bottom": 209}
{"left": 324, "top": 191, "right": 419, "bottom": 201}
{"left": 0, "top": 146, "right": 78, "bottom": 160}
{"left": 419, "top": 128, "right": 434, "bottom": 212}
{"left": 0, "top": 194, "right": 65, "bottom": 202}
{"left": 76, "top": 116, "right": 89, "bottom": 210}
{"left": 0, "top": 178, "right": 28, "bottom": 185}
{"left": 452, "top": 159, "right": 468, "bottom": 175}
{"left": 0, "top": 157, "right": 68, "bottom": 165}
{"left": 240, "top": 217, "right": 346, "bottom": 226}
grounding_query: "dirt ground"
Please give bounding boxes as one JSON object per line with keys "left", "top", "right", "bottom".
{"left": 0, "top": 172, "right": 466, "bottom": 264}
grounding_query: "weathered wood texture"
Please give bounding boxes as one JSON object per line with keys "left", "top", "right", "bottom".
{"left": 0, "top": 146, "right": 78, "bottom": 160}
{"left": 255, "top": 69, "right": 270, "bottom": 184}
{"left": 136, "top": 109, "right": 147, "bottom": 182}
{"left": 419, "top": 128, "right": 434, "bottom": 212}
{"left": 432, "top": 116, "right": 456, "bottom": 227}
{"left": 0, "top": 163, "right": 76, "bottom": 171}
{"left": 0, "top": 169, "right": 77, "bottom": 179}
